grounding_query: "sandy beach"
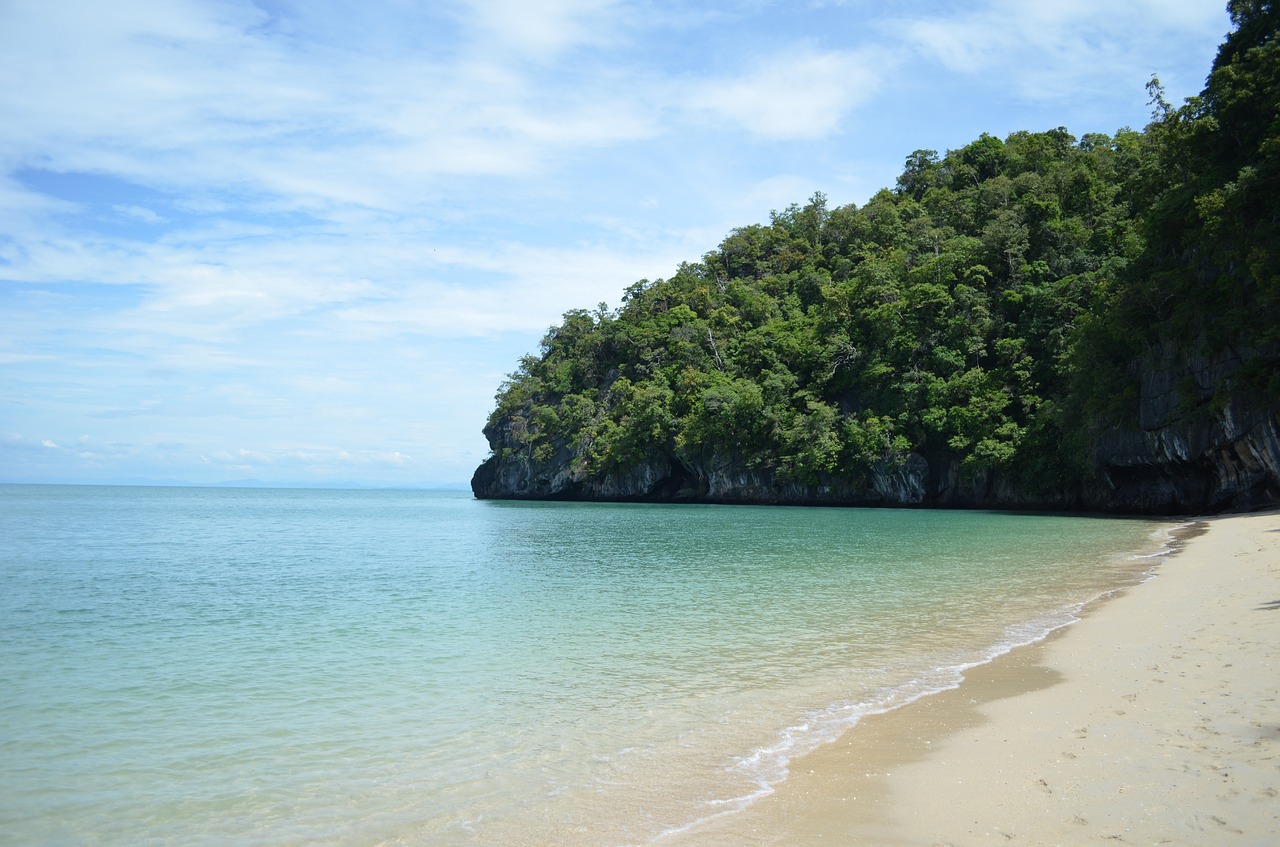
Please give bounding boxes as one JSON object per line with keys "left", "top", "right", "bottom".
{"left": 669, "top": 509, "right": 1280, "bottom": 846}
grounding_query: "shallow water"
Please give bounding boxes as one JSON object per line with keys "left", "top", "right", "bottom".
{"left": 0, "top": 485, "right": 1170, "bottom": 846}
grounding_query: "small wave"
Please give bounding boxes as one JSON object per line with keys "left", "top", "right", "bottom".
{"left": 651, "top": 665, "right": 980, "bottom": 842}
{"left": 649, "top": 669, "right": 969, "bottom": 843}
{"left": 1125, "top": 520, "right": 1197, "bottom": 583}
{"left": 651, "top": 551, "right": 1172, "bottom": 845}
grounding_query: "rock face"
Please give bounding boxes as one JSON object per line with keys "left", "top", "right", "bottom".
{"left": 1090, "top": 344, "right": 1280, "bottom": 514}
{"left": 472, "top": 344, "right": 1280, "bottom": 515}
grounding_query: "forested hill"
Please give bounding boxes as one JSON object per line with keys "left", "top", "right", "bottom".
{"left": 472, "top": 1, "right": 1280, "bottom": 514}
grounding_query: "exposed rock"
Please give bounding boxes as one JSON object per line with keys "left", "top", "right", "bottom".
{"left": 1090, "top": 343, "right": 1280, "bottom": 513}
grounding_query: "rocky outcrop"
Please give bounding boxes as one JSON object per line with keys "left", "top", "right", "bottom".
{"left": 1090, "top": 343, "right": 1280, "bottom": 513}
{"left": 472, "top": 447, "right": 919, "bottom": 506}
{"left": 472, "top": 343, "right": 1280, "bottom": 515}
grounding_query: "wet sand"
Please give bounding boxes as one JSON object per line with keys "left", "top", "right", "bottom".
{"left": 667, "top": 509, "right": 1280, "bottom": 846}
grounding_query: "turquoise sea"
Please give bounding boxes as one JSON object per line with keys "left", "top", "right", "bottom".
{"left": 0, "top": 485, "right": 1173, "bottom": 846}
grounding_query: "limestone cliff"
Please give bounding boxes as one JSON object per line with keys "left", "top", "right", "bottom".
{"left": 472, "top": 343, "right": 1280, "bottom": 515}
{"left": 1090, "top": 344, "right": 1280, "bottom": 513}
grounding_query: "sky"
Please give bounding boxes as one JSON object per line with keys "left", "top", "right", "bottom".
{"left": 1, "top": 0, "right": 1233, "bottom": 488}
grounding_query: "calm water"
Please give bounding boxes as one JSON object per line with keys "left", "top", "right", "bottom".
{"left": 0, "top": 485, "right": 1171, "bottom": 846}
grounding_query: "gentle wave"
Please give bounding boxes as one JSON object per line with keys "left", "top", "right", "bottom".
{"left": 654, "top": 525, "right": 1183, "bottom": 844}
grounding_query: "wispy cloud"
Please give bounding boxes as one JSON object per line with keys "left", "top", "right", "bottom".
{"left": 456, "top": 0, "right": 627, "bottom": 60}
{"left": 896, "top": 0, "right": 1225, "bottom": 105}
{"left": 683, "top": 47, "right": 885, "bottom": 140}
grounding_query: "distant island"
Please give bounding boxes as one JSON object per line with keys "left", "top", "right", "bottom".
{"left": 473, "top": 3, "right": 1279, "bottom": 515}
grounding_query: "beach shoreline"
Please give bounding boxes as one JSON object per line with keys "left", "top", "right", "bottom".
{"left": 665, "top": 509, "right": 1280, "bottom": 846}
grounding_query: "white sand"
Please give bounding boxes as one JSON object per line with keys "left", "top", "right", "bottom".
{"left": 668, "top": 509, "right": 1280, "bottom": 846}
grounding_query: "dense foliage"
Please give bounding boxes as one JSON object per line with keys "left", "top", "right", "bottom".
{"left": 1087, "top": 0, "right": 1280, "bottom": 395}
{"left": 481, "top": 2, "right": 1279, "bottom": 500}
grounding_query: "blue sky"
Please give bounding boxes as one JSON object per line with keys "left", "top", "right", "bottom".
{"left": 1, "top": 0, "right": 1231, "bottom": 487}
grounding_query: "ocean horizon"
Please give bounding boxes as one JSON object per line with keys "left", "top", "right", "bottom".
{"left": 0, "top": 484, "right": 1173, "bottom": 846}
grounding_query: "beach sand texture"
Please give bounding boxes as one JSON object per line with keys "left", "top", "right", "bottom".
{"left": 670, "top": 509, "right": 1280, "bottom": 846}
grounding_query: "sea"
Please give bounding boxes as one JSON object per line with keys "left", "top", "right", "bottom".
{"left": 0, "top": 484, "right": 1176, "bottom": 846}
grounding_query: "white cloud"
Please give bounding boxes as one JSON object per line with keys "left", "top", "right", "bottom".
{"left": 684, "top": 48, "right": 883, "bottom": 140}
{"left": 456, "top": 0, "right": 624, "bottom": 61}
{"left": 112, "top": 205, "right": 165, "bottom": 223}
{"left": 895, "top": 0, "right": 1227, "bottom": 105}
{"left": 201, "top": 444, "right": 418, "bottom": 473}
{"left": 328, "top": 239, "right": 691, "bottom": 338}
{"left": 0, "top": 0, "right": 662, "bottom": 215}
{"left": 207, "top": 448, "right": 272, "bottom": 465}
